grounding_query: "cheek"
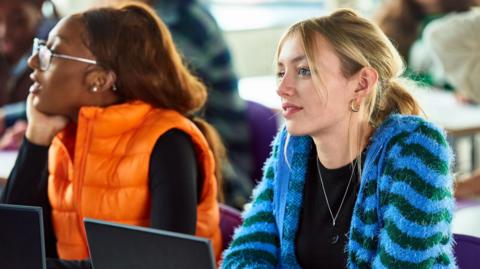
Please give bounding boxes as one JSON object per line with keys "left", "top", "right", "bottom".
{"left": 307, "top": 91, "right": 348, "bottom": 125}
{"left": 48, "top": 64, "right": 86, "bottom": 90}
{"left": 37, "top": 69, "right": 87, "bottom": 115}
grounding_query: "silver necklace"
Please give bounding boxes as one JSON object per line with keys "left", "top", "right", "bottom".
{"left": 316, "top": 157, "right": 357, "bottom": 228}
{"left": 316, "top": 158, "right": 357, "bottom": 245}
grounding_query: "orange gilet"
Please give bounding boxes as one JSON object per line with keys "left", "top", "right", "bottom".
{"left": 47, "top": 101, "right": 222, "bottom": 261}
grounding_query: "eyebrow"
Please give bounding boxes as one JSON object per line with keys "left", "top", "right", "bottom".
{"left": 277, "top": 55, "right": 307, "bottom": 67}
{"left": 56, "top": 35, "right": 69, "bottom": 42}
{"left": 47, "top": 35, "right": 69, "bottom": 46}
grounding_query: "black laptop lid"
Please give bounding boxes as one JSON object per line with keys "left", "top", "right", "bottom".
{"left": 0, "top": 204, "right": 46, "bottom": 269}
{"left": 84, "top": 218, "right": 216, "bottom": 269}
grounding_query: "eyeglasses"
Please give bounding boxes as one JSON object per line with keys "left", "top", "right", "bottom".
{"left": 32, "top": 38, "right": 98, "bottom": 71}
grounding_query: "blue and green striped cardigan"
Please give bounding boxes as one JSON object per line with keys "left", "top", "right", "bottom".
{"left": 221, "top": 114, "right": 456, "bottom": 268}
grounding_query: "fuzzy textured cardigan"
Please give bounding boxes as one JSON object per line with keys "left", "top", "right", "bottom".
{"left": 221, "top": 114, "right": 456, "bottom": 268}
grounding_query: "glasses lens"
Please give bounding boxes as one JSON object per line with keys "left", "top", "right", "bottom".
{"left": 38, "top": 45, "right": 51, "bottom": 71}
{"left": 32, "top": 39, "right": 39, "bottom": 56}
{"left": 32, "top": 39, "right": 50, "bottom": 71}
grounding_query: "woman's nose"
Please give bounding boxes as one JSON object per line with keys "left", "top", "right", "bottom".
{"left": 27, "top": 52, "right": 39, "bottom": 70}
{"left": 276, "top": 74, "right": 294, "bottom": 97}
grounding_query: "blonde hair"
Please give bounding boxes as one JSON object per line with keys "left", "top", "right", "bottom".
{"left": 277, "top": 8, "right": 422, "bottom": 128}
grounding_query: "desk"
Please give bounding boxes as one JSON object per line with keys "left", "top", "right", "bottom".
{"left": 0, "top": 151, "right": 18, "bottom": 180}
{"left": 453, "top": 201, "right": 480, "bottom": 237}
{"left": 412, "top": 89, "right": 480, "bottom": 137}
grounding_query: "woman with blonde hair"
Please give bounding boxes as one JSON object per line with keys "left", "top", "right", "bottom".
{"left": 222, "top": 9, "right": 456, "bottom": 269}
{"left": 2, "top": 2, "right": 223, "bottom": 268}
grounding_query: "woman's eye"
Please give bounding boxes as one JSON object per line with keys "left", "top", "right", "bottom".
{"left": 49, "top": 45, "right": 58, "bottom": 54}
{"left": 276, "top": 71, "right": 285, "bottom": 78}
{"left": 298, "top": 67, "right": 311, "bottom": 77}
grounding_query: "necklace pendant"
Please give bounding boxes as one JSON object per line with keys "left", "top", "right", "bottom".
{"left": 330, "top": 234, "right": 339, "bottom": 245}
{"left": 332, "top": 220, "right": 336, "bottom": 227}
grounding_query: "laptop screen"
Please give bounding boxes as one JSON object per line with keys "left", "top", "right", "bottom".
{"left": 0, "top": 204, "right": 46, "bottom": 269}
{"left": 84, "top": 218, "right": 216, "bottom": 269}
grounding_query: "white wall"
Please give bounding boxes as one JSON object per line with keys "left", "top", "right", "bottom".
{"left": 224, "top": 26, "right": 286, "bottom": 78}
{"left": 51, "top": 0, "right": 96, "bottom": 15}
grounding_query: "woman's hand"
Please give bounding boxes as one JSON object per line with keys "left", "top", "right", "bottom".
{"left": 25, "top": 94, "right": 69, "bottom": 146}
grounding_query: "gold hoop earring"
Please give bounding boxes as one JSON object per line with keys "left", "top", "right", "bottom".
{"left": 91, "top": 86, "right": 98, "bottom": 93}
{"left": 350, "top": 99, "right": 360, "bottom": 112}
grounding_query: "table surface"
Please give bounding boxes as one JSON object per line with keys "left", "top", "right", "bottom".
{"left": 453, "top": 199, "right": 480, "bottom": 238}
{"left": 0, "top": 151, "right": 18, "bottom": 179}
{"left": 413, "top": 89, "right": 480, "bottom": 137}
{"left": 239, "top": 76, "right": 480, "bottom": 137}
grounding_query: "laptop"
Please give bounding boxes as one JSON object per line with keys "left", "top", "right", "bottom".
{"left": 0, "top": 204, "right": 46, "bottom": 269}
{"left": 84, "top": 218, "right": 216, "bottom": 269}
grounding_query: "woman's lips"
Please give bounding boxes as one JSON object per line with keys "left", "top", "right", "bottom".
{"left": 282, "top": 103, "right": 303, "bottom": 118}
{"left": 29, "top": 73, "right": 41, "bottom": 94}
{"left": 29, "top": 82, "right": 41, "bottom": 94}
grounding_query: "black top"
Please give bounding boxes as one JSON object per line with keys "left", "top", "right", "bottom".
{"left": 295, "top": 149, "right": 363, "bottom": 269}
{"left": 1, "top": 129, "right": 202, "bottom": 269}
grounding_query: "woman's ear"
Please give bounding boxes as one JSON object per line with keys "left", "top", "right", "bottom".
{"left": 85, "top": 69, "right": 117, "bottom": 93}
{"left": 353, "top": 67, "right": 378, "bottom": 98}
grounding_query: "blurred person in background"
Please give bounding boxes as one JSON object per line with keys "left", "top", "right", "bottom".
{"left": 425, "top": 8, "right": 480, "bottom": 104}
{"left": 0, "top": 0, "right": 58, "bottom": 150}
{"left": 425, "top": 9, "right": 480, "bottom": 199}
{"left": 376, "top": 0, "right": 475, "bottom": 89}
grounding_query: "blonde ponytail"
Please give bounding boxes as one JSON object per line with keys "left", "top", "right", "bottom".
{"left": 370, "top": 78, "right": 423, "bottom": 127}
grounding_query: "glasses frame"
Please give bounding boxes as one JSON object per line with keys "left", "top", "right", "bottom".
{"left": 32, "top": 38, "right": 98, "bottom": 71}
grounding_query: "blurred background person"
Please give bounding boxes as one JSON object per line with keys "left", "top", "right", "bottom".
{"left": 376, "top": 0, "right": 476, "bottom": 89}
{"left": 0, "top": 0, "right": 58, "bottom": 150}
{"left": 426, "top": 8, "right": 480, "bottom": 104}
{"left": 425, "top": 9, "right": 480, "bottom": 199}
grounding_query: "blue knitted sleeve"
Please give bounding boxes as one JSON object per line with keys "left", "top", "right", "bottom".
{"left": 374, "top": 121, "right": 456, "bottom": 268}
{"left": 221, "top": 137, "right": 281, "bottom": 269}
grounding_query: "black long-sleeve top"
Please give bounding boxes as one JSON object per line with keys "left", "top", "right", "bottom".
{"left": 1, "top": 129, "right": 203, "bottom": 269}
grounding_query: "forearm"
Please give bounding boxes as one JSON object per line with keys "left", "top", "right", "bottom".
{"left": 1, "top": 137, "right": 61, "bottom": 260}
{"left": 2, "top": 137, "right": 49, "bottom": 204}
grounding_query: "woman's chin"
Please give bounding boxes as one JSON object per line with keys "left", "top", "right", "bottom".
{"left": 32, "top": 99, "right": 53, "bottom": 115}
{"left": 285, "top": 124, "right": 308, "bottom": 136}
